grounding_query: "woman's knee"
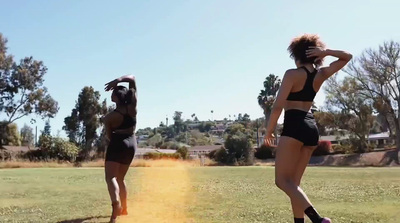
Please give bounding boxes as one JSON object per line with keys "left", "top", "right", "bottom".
{"left": 275, "top": 176, "right": 292, "bottom": 191}
{"left": 117, "top": 178, "right": 125, "bottom": 184}
{"left": 105, "top": 173, "right": 117, "bottom": 183}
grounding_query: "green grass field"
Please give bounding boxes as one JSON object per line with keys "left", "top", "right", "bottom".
{"left": 1, "top": 165, "right": 400, "bottom": 223}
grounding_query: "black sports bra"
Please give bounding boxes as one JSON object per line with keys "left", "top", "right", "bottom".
{"left": 286, "top": 66, "right": 317, "bottom": 102}
{"left": 114, "top": 108, "right": 136, "bottom": 130}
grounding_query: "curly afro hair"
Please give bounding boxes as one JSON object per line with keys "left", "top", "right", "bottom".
{"left": 287, "top": 34, "right": 326, "bottom": 67}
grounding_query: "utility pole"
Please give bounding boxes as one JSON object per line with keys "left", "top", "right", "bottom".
{"left": 35, "top": 126, "right": 38, "bottom": 147}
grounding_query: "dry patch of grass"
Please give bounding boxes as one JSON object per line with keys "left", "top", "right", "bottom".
{"left": 0, "top": 160, "right": 72, "bottom": 169}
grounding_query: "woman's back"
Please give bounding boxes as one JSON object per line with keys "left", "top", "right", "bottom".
{"left": 112, "top": 104, "right": 137, "bottom": 134}
{"left": 284, "top": 66, "right": 326, "bottom": 112}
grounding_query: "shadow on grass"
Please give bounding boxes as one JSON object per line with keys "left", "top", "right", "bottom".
{"left": 57, "top": 215, "right": 109, "bottom": 223}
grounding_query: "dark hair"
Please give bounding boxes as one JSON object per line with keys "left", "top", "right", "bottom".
{"left": 113, "top": 86, "right": 135, "bottom": 105}
{"left": 287, "top": 34, "right": 326, "bottom": 66}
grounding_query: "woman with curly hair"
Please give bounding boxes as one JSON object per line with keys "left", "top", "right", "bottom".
{"left": 103, "top": 75, "right": 137, "bottom": 223}
{"left": 264, "top": 34, "right": 352, "bottom": 223}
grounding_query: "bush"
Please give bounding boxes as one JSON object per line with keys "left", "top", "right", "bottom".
{"left": 214, "top": 147, "right": 228, "bottom": 163}
{"left": 332, "top": 144, "right": 353, "bottom": 154}
{"left": 25, "top": 136, "right": 79, "bottom": 162}
{"left": 138, "top": 141, "right": 149, "bottom": 148}
{"left": 147, "top": 133, "right": 163, "bottom": 147}
{"left": 168, "top": 142, "right": 181, "bottom": 150}
{"left": 224, "top": 131, "right": 253, "bottom": 165}
{"left": 160, "top": 141, "right": 181, "bottom": 150}
{"left": 366, "top": 143, "right": 376, "bottom": 152}
{"left": 312, "top": 140, "right": 332, "bottom": 156}
{"left": 143, "top": 152, "right": 181, "bottom": 160}
{"left": 176, "top": 147, "right": 189, "bottom": 160}
{"left": 330, "top": 144, "right": 346, "bottom": 154}
{"left": 199, "top": 122, "right": 215, "bottom": 132}
{"left": 0, "top": 149, "right": 13, "bottom": 161}
{"left": 348, "top": 137, "right": 370, "bottom": 153}
{"left": 52, "top": 137, "right": 79, "bottom": 161}
{"left": 22, "top": 149, "right": 44, "bottom": 161}
{"left": 207, "top": 149, "right": 218, "bottom": 159}
{"left": 254, "top": 144, "right": 275, "bottom": 159}
{"left": 209, "top": 147, "right": 228, "bottom": 163}
{"left": 159, "top": 141, "right": 185, "bottom": 150}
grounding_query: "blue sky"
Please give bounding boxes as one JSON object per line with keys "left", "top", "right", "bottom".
{"left": 1, "top": 0, "right": 399, "bottom": 137}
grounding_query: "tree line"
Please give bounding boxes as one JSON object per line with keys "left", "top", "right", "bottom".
{"left": 1, "top": 31, "right": 400, "bottom": 162}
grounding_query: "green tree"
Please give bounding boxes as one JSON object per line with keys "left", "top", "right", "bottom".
{"left": 0, "top": 33, "right": 58, "bottom": 145}
{"left": 38, "top": 134, "right": 52, "bottom": 158}
{"left": 258, "top": 74, "right": 281, "bottom": 121}
{"left": 224, "top": 130, "right": 253, "bottom": 165}
{"left": 199, "top": 121, "right": 214, "bottom": 133}
{"left": 237, "top": 113, "right": 251, "bottom": 127}
{"left": 188, "top": 130, "right": 212, "bottom": 146}
{"left": 63, "top": 108, "right": 81, "bottom": 144}
{"left": 345, "top": 41, "right": 400, "bottom": 158}
{"left": 42, "top": 120, "right": 51, "bottom": 136}
{"left": 176, "top": 147, "right": 189, "bottom": 160}
{"left": 242, "top": 113, "right": 250, "bottom": 122}
{"left": 325, "top": 76, "right": 374, "bottom": 152}
{"left": 173, "top": 111, "right": 186, "bottom": 133}
{"left": 20, "top": 124, "right": 34, "bottom": 146}
{"left": 63, "top": 86, "right": 102, "bottom": 158}
{"left": 136, "top": 127, "right": 154, "bottom": 137}
{"left": 2, "top": 123, "right": 21, "bottom": 146}
{"left": 147, "top": 133, "right": 163, "bottom": 147}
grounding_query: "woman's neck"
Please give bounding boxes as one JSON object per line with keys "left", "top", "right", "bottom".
{"left": 298, "top": 63, "right": 315, "bottom": 71}
{"left": 116, "top": 103, "right": 125, "bottom": 109}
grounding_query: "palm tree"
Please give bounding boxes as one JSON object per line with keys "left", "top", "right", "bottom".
{"left": 257, "top": 74, "right": 281, "bottom": 125}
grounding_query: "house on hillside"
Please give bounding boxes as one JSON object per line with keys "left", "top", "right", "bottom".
{"left": 0, "top": 145, "right": 38, "bottom": 161}
{"left": 210, "top": 123, "right": 226, "bottom": 136}
{"left": 134, "top": 148, "right": 176, "bottom": 159}
{"left": 320, "top": 131, "right": 392, "bottom": 149}
{"left": 368, "top": 132, "right": 393, "bottom": 148}
{"left": 187, "top": 122, "right": 202, "bottom": 130}
{"left": 319, "top": 135, "right": 349, "bottom": 145}
{"left": 1, "top": 145, "right": 37, "bottom": 153}
{"left": 188, "top": 145, "right": 222, "bottom": 156}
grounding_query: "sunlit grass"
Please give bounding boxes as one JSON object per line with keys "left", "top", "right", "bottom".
{"left": 0, "top": 164, "right": 399, "bottom": 222}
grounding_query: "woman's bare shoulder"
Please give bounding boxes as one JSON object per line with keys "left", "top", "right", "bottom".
{"left": 102, "top": 111, "right": 119, "bottom": 123}
{"left": 282, "top": 68, "right": 303, "bottom": 81}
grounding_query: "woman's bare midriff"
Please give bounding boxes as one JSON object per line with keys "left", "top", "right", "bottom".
{"left": 113, "top": 127, "right": 135, "bottom": 135}
{"left": 284, "top": 100, "right": 314, "bottom": 112}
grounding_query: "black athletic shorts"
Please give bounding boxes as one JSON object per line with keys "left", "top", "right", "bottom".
{"left": 281, "top": 109, "right": 319, "bottom": 146}
{"left": 105, "top": 133, "right": 136, "bottom": 165}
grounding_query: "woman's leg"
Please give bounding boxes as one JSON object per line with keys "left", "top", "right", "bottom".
{"left": 291, "top": 146, "right": 316, "bottom": 219}
{"left": 275, "top": 137, "right": 313, "bottom": 216}
{"left": 105, "top": 161, "right": 121, "bottom": 221}
{"left": 117, "top": 164, "right": 130, "bottom": 214}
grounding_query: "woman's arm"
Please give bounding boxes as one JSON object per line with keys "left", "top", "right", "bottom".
{"left": 116, "top": 75, "right": 136, "bottom": 90}
{"left": 102, "top": 113, "right": 114, "bottom": 140}
{"left": 306, "top": 47, "right": 352, "bottom": 79}
{"left": 105, "top": 75, "right": 136, "bottom": 91}
{"left": 265, "top": 70, "right": 294, "bottom": 135}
